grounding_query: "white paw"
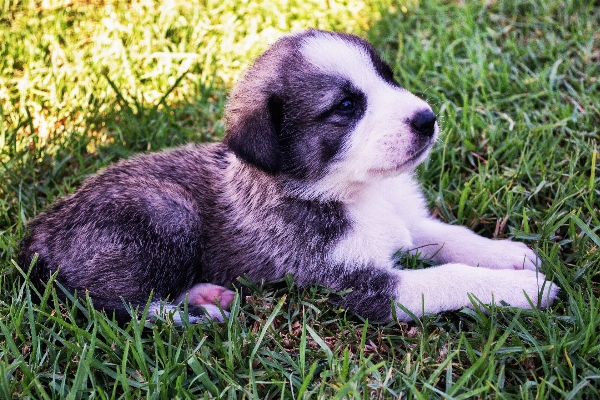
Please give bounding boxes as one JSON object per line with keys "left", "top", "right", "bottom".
{"left": 458, "top": 240, "right": 541, "bottom": 271}
{"left": 394, "top": 264, "right": 559, "bottom": 321}
{"left": 480, "top": 268, "right": 559, "bottom": 309}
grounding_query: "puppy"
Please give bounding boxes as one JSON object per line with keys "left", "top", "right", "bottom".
{"left": 18, "top": 30, "right": 559, "bottom": 323}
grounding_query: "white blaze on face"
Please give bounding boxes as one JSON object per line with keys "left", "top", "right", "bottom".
{"left": 299, "top": 33, "right": 438, "bottom": 200}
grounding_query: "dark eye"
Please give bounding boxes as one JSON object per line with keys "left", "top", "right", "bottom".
{"left": 337, "top": 98, "right": 356, "bottom": 114}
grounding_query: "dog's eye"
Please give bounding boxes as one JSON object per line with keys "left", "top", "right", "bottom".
{"left": 337, "top": 98, "right": 356, "bottom": 114}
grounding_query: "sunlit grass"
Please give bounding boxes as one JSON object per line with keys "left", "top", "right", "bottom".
{"left": 2, "top": 0, "right": 377, "bottom": 152}
{"left": 1, "top": 0, "right": 599, "bottom": 397}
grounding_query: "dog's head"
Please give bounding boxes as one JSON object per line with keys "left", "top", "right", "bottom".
{"left": 224, "top": 30, "right": 438, "bottom": 199}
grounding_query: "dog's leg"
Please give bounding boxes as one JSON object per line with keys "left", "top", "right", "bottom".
{"left": 318, "top": 262, "right": 557, "bottom": 322}
{"left": 394, "top": 263, "right": 559, "bottom": 321}
{"left": 408, "top": 218, "right": 541, "bottom": 270}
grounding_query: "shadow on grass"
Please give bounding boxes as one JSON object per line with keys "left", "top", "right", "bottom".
{"left": 0, "top": 75, "right": 227, "bottom": 232}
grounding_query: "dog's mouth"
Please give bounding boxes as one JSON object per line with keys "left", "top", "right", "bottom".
{"left": 368, "top": 144, "right": 432, "bottom": 177}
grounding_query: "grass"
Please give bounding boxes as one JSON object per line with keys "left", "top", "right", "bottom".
{"left": 1, "top": 0, "right": 599, "bottom": 397}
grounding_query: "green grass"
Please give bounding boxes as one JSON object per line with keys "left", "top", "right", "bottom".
{"left": 1, "top": 0, "right": 599, "bottom": 397}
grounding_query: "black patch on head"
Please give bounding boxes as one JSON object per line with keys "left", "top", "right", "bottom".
{"left": 275, "top": 65, "right": 366, "bottom": 180}
{"left": 319, "top": 136, "right": 342, "bottom": 164}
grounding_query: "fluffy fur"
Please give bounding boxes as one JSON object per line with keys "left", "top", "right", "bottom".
{"left": 18, "top": 30, "right": 559, "bottom": 323}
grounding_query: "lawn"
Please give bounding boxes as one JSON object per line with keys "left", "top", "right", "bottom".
{"left": 1, "top": 0, "right": 599, "bottom": 398}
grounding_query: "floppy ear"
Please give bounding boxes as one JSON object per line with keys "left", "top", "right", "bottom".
{"left": 224, "top": 95, "right": 284, "bottom": 174}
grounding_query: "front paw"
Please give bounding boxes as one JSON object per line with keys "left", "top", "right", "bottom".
{"left": 481, "top": 240, "right": 541, "bottom": 271}
{"left": 481, "top": 268, "right": 560, "bottom": 310}
{"left": 393, "top": 264, "right": 560, "bottom": 321}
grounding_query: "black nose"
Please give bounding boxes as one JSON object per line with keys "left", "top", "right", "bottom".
{"left": 410, "top": 109, "right": 437, "bottom": 137}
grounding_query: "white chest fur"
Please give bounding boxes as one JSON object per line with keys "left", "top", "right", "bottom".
{"left": 329, "top": 173, "right": 429, "bottom": 269}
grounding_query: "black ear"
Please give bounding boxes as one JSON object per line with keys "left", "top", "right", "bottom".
{"left": 224, "top": 95, "right": 284, "bottom": 174}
